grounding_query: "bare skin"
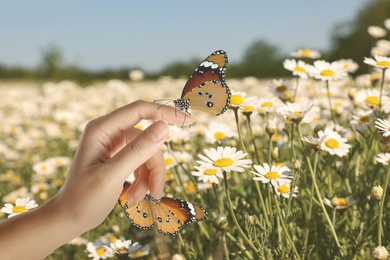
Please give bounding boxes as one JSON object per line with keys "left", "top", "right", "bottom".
{"left": 0, "top": 100, "right": 193, "bottom": 260}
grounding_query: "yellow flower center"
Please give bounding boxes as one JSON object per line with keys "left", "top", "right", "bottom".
{"left": 376, "top": 60, "right": 390, "bottom": 67}
{"left": 294, "top": 111, "right": 302, "bottom": 115}
{"left": 117, "top": 247, "right": 130, "bottom": 253}
{"left": 96, "top": 247, "right": 106, "bottom": 256}
{"left": 302, "top": 49, "right": 312, "bottom": 57}
{"left": 243, "top": 105, "right": 254, "bottom": 111}
{"left": 213, "top": 158, "right": 234, "bottom": 168}
{"left": 264, "top": 171, "right": 279, "bottom": 180}
{"left": 204, "top": 169, "right": 218, "bottom": 175}
{"left": 276, "top": 85, "right": 287, "bottom": 93}
{"left": 320, "top": 69, "right": 335, "bottom": 77}
{"left": 40, "top": 165, "right": 48, "bottom": 171}
{"left": 231, "top": 94, "right": 244, "bottom": 105}
{"left": 277, "top": 185, "right": 290, "bottom": 194}
{"left": 132, "top": 250, "right": 144, "bottom": 257}
{"left": 358, "top": 115, "right": 371, "bottom": 125}
{"left": 185, "top": 181, "right": 196, "bottom": 193}
{"left": 331, "top": 198, "right": 348, "bottom": 207}
{"left": 294, "top": 66, "right": 306, "bottom": 72}
{"left": 13, "top": 205, "right": 26, "bottom": 213}
{"left": 365, "top": 96, "right": 379, "bottom": 106}
{"left": 165, "top": 158, "right": 174, "bottom": 166}
{"left": 261, "top": 101, "right": 273, "bottom": 107}
{"left": 325, "top": 138, "right": 339, "bottom": 149}
{"left": 214, "top": 132, "right": 226, "bottom": 141}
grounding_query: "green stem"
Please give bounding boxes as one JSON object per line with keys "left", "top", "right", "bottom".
{"left": 290, "top": 124, "right": 296, "bottom": 160}
{"left": 245, "top": 114, "right": 260, "bottom": 164}
{"left": 232, "top": 107, "right": 246, "bottom": 153}
{"left": 378, "top": 165, "right": 390, "bottom": 246}
{"left": 297, "top": 126, "right": 342, "bottom": 251}
{"left": 292, "top": 77, "right": 300, "bottom": 102}
{"left": 379, "top": 68, "right": 386, "bottom": 110}
{"left": 302, "top": 151, "right": 318, "bottom": 259}
{"left": 325, "top": 80, "right": 337, "bottom": 128}
{"left": 274, "top": 196, "right": 301, "bottom": 260}
{"left": 223, "top": 171, "right": 259, "bottom": 253}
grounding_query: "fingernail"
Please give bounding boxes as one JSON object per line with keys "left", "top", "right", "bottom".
{"left": 146, "top": 121, "right": 169, "bottom": 143}
{"left": 131, "top": 188, "right": 146, "bottom": 204}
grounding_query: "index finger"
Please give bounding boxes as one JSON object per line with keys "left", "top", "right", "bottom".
{"left": 99, "top": 100, "right": 194, "bottom": 132}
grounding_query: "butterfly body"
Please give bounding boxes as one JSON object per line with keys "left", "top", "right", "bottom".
{"left": 172, "top": 50, "right": 231, "bottom": 116}
{"left": 119, "top": 183, "right": 208, "bottom": 236}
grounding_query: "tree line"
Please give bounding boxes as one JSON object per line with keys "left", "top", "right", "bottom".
{"left": 0, "top": 0, "right": 388, "bottom": 83}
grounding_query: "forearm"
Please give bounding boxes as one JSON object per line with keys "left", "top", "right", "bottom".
{"left": 0, "top": 195, "right": 82, "bottom": 260}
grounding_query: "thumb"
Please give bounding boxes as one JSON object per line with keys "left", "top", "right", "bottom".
{"left": 108, "top": 120, "right": 169, "bottom": 181}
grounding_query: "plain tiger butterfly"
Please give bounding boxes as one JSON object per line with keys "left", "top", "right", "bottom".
{"left": 118, "top": 182, "right": 208, "bottom": 236}
{"left": 156, "top": 50, "right": 231, "bottom": 116}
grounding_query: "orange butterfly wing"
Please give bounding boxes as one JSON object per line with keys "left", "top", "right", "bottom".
{"left": 173, "top": 50, "right": 231, "bottom": 115}
{"left": 118, "top": 182, "right": 155, "bottom": 229}
{"left": 181, "top": 50, "right": 228, "bottom": 98}
{"left": 182, "top": 80, "right": 231, "bottom": 116}
{"left": 155, "top": 197, "right": 208, "bottom": 235}
{"left": 118, "top": 182, "right": 208, "bottom": 235}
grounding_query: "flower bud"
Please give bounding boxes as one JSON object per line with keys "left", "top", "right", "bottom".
{"left": 372, "top": 246, "right": 389, "bottom": 260}
{"left": 216, "top": 214, "right": 229, "bottom": 230}
{"left": 265, "top": 119, "right": 277, "bottom": 136}
{"left": 293, "top": 160, "right": 301, "bottom": 170}
{"left": 248, "top": 215, "right": 257, "bottom": 226}
{"left": 371, "top": 185, "right": 383, "bottom": 201}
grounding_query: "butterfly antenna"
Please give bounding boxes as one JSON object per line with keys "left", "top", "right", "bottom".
{"left": 153, "top": 99, "right": 174, "bottom": 110}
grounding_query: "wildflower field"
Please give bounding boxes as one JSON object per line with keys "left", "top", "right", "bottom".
{"left": 2, "top": 37, "right": 390, "bottom": 260}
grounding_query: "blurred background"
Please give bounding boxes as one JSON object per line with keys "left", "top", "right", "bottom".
{"left": 1, "top": 0, "right": 388, "bottom": 83}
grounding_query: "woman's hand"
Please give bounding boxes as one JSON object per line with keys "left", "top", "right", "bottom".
{"left": 0, "top": 100, "right": 193, "bottom": 259}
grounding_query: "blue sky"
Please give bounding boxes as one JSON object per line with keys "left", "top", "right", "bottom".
{"left": 1, "top": 1, "right": 369, "bottom": 72}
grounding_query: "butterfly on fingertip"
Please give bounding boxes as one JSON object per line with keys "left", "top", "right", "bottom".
{"left": 155, "top": 50, "right": 231, "bottom": 116}
{"left": 118, "top": 182, "right": 208, "bottom": 236}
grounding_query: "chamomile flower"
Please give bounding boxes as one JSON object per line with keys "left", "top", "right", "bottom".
{"left": 205, "top": 122, "right": 235, "bottom": 143}
{"left": 104, "top": 239, "right": 142, "bottom": 257}
{"left": 354, "top": 88, "right": 390, "bottom": 112}
{"left": 283, "top": 59, "right": 310, "bottom": 79}
{"left": 335, "top": 59, "right": 359, "bottom": 74}
{"left": 364, "top": 55, "right": 390, "bottom": 69}
{"left": 376, "top": 153, "right": 390, "bottom": 165}
{"left": 290, "top": 49, "right": 321, "bottom": 59}
{"left": 191, "top": 165, "right": 224, "bottom": 184}
{"left": 196, "top": 146, "right": 252, "bottom": 173}
{"left": 269, "top": 79, "right": 294, "bottom": 102}
{"left": 302, "top": 135, "right": 327, "bottom": 151}
{"left": 68, "top": 237, "right": 88, "bottom": 246}
{"left": 32, "top": 160, "right": 56, "bottom": 176}
{"left": 252, "top": 163, "right": 292, "bottom": 188}
{"left": 307, "top": 60, "right": 347, "bottom": 81}
{"left": 163, "top": 152, "right": 179, "bottom": 169}
{"left": 318, "top": 128, "right": 351, "bottom": 157}
{"left": 323, "top": 197, "right": 356, "bottom": 210}
{"left": 350, "top": 109, "right": 376, "bottom": 132}
{"left": 273, "top": 183, "right": 299, "bottom": 199}
{"left": 257, "top": 96, "right": 283, "bottom": 114}
{"left": 276, "top": 102, "right": 314, "bottom": 124}
{"left": 87, "top": 242, "right": 114, "bottom": 260}
{"left": 1, "top": 197, "right": 38, "bottom": 218}
{"left": 368, "top": 26, "right": 387, "bottom": 38}
{"left": 375, "top": 118, "right": 390, "bottom": 137}
{"left": 229, "top": 91, "right": 247, "bottom": 108}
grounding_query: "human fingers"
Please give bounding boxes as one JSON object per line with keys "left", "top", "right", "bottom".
{"left": 106, "top": 120, "right": 168, "bottom": 184}
{"left": 95, "top": 100, "right": 194, "bottom": 134}
{"left": 126, "top": 148, "right": 166, "bottom": 203}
